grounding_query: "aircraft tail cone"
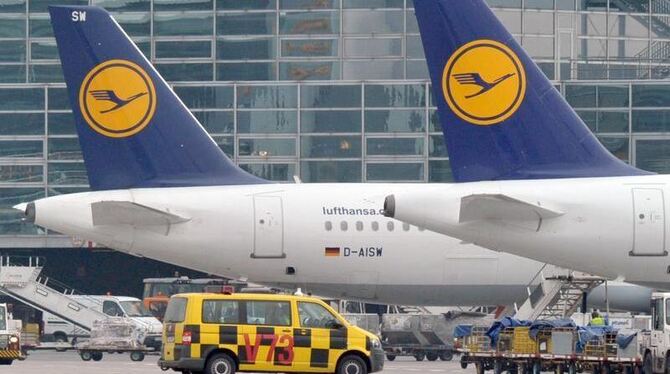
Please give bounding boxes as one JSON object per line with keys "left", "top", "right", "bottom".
{"left": 13, "top": 202, "right": 35, "bottom": 223}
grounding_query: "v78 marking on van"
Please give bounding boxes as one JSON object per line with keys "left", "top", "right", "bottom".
{"left": 243, "top": 333, "right": 294, "bottom": 365}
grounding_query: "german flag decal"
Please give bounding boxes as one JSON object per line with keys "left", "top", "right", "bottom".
{"left": 324, "top": 247, "right": 340, "bottom": 257}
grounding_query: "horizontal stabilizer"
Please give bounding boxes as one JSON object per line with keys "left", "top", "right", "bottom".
{"left": 459, "top": 194, "right": 563, "bottom": 223}
{"left": 91, "top": 201, "right": 189, "bottom": 226}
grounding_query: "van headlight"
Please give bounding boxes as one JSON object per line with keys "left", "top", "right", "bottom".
{"left": 371, "top": 337, "right": 381, "bottom": 349}
{"left": 8, "top": 336, "right": 18, "bottom": 344}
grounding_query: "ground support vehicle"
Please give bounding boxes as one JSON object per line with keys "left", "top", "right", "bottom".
{"left": 75, "top": 317, "right": 158, "bottom": 362}
{"left": 456, "top": 322, "right": 645, "bottom": 374}
{"left": 383, "top": 342, "right": 453, "bottom": 362}
{"left": 0, "top": 303, "right": 25, "bottom": 365}
{"left": 76, "top": 343, "right": 154, "bottom": 362}
{"left": 143, "top": 277, "right": 273, "bottom": 321}
{"left": 158, "top": 292, "right": 384, "bottom": 374}
{"left": 0, "top": 257, "right": 162, "bottom": 351}
{"left": 382, "top": 311, "right": 491, "bottom": 362}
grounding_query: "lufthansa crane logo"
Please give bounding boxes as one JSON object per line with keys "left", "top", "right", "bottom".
{"left": 79, "top": 59, "right": 156, "bottom": 138}
{"left": 442, "top": 40, "right": 526, "bottom": 126}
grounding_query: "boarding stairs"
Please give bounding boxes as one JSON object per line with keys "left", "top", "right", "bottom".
{"left": 514, "top": 265, "right": 605, "bottom": 321}
{"left": 0, "top": 256, "right": 107, "bottom": 332}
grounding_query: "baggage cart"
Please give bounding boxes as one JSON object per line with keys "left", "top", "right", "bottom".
{"left": 75, "top": 317, "right": 157, "bottom": 362}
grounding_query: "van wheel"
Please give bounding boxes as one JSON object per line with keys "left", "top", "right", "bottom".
{"left": 55, "top": 333, "right": 68, "bottom": 352}
{"left": 205, "top": 353, "right": 236, "bottom": 374}
{"left": 337, "top": 355, "right": 368, "bottom": 374}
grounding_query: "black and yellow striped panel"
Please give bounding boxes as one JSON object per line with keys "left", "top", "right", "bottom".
{"left": 0, "top": 350, "right": 20, "bottom": 358}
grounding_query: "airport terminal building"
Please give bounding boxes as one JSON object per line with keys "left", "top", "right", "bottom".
{"left": 1, "top": 0, "right": 670, "bottom": 294}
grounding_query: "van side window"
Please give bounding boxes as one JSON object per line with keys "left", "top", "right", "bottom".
{"left": 164, "top": 297, "right": 188, "bottom": 323}
{"left": 246, "top": 301, "right": 291, "bottom": 326}
{"left": 103, "top": 301, "right": 124, "bottom": 317}
{"left": 202, "top": 300, "right": 239, "bottom": 324}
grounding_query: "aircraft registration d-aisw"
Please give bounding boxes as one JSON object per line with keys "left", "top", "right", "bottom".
{"left": 13, "top": 5, "right": 645, "bottom": 309}
{"left": 385, "top": 0, "right": 670, "bottom": 290}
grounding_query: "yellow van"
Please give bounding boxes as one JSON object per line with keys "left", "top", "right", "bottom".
{"left": 158, "top": 293, "right": 384, "bottom": 374}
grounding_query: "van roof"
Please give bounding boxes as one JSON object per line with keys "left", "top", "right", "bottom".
{"left": 170, "top": 293, "right": 322, "bottom": 303}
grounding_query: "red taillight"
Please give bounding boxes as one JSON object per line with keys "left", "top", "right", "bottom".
{"left": 182, "top": 330, "right": 192, "bottom": 345}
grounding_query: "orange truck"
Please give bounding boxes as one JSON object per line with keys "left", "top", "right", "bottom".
{"left": 143, "top": 277, "right": 237, "bottom": 320}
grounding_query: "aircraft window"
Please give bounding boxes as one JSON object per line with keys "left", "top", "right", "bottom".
{"left": 356, "top": 221, "right": 363, "bottom": 231}
{"left": 325, "top": 221, "right": 332, "bottom": 231}
{"left": 387, "top": 221, "right": 394, "bottom": 231}
{"left": 371, "top": 221, "right": 379, "bottom": 231}
{"left": 418, "top": 226, "right": 425, "bottom": 231}
{"left": 340, "top": 221, "right": 348, "bottom": 231}
{"left": 402, "top": 223, "right": 410, "bottom": 231}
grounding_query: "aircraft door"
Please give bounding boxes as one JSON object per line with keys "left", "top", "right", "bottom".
{"left": 252, "top": 196, "right": 285, "bottom": 259}
{"left": 631, "top": 188, "right": 667, "bottom": 256}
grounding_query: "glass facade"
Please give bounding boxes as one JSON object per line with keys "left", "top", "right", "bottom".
{"left": 1, "top": 0, "right": 670, "bottom": 247}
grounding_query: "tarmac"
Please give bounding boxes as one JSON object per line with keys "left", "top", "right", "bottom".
{"left": 9, "top": 350, "right": 468, "bottom": 373}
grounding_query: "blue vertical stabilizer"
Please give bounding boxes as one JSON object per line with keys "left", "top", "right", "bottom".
{"left": 50, "top": 6, "right": 266, "bottom": 190}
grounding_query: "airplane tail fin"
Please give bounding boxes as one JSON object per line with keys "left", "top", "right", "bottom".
{"left": 414, "top": 0, "right": 649, "bottom": 182}
{"left": 49, "top": 6, "right": 266, "bottom": 190}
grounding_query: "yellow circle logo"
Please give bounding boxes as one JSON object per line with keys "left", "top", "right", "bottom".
{"left": 79, "top": 59, "right": 156, "bottom": 138}
{"left": 442, "top": 40, "right": 526, "bottom": 126}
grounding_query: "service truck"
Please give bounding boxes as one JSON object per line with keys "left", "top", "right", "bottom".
{"left": 43, "top": 295, "right": 163, "bottom": 350}
{"left": 457, "top": 292, "right": 670, "bottom": 374}
{"left": 0, "top": 303, "right": 24, "bottom": 365}
{"left": 644, "top": 292, "right": 670, "bottom": 373}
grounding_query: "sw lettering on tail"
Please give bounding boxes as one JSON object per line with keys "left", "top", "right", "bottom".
{"left": 49, "top": 6, "right": 266, "bottom": 190}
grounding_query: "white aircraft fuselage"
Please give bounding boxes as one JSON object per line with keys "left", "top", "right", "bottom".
{"left": 387, "top": 174, "right": 670, "bottom": 289}
{"left": 27, "top": 183, "right": 562, "bottom": 306}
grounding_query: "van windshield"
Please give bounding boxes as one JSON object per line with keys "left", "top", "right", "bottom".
{"left": 120, "top": 301, "right": 154, "bottom": 317}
